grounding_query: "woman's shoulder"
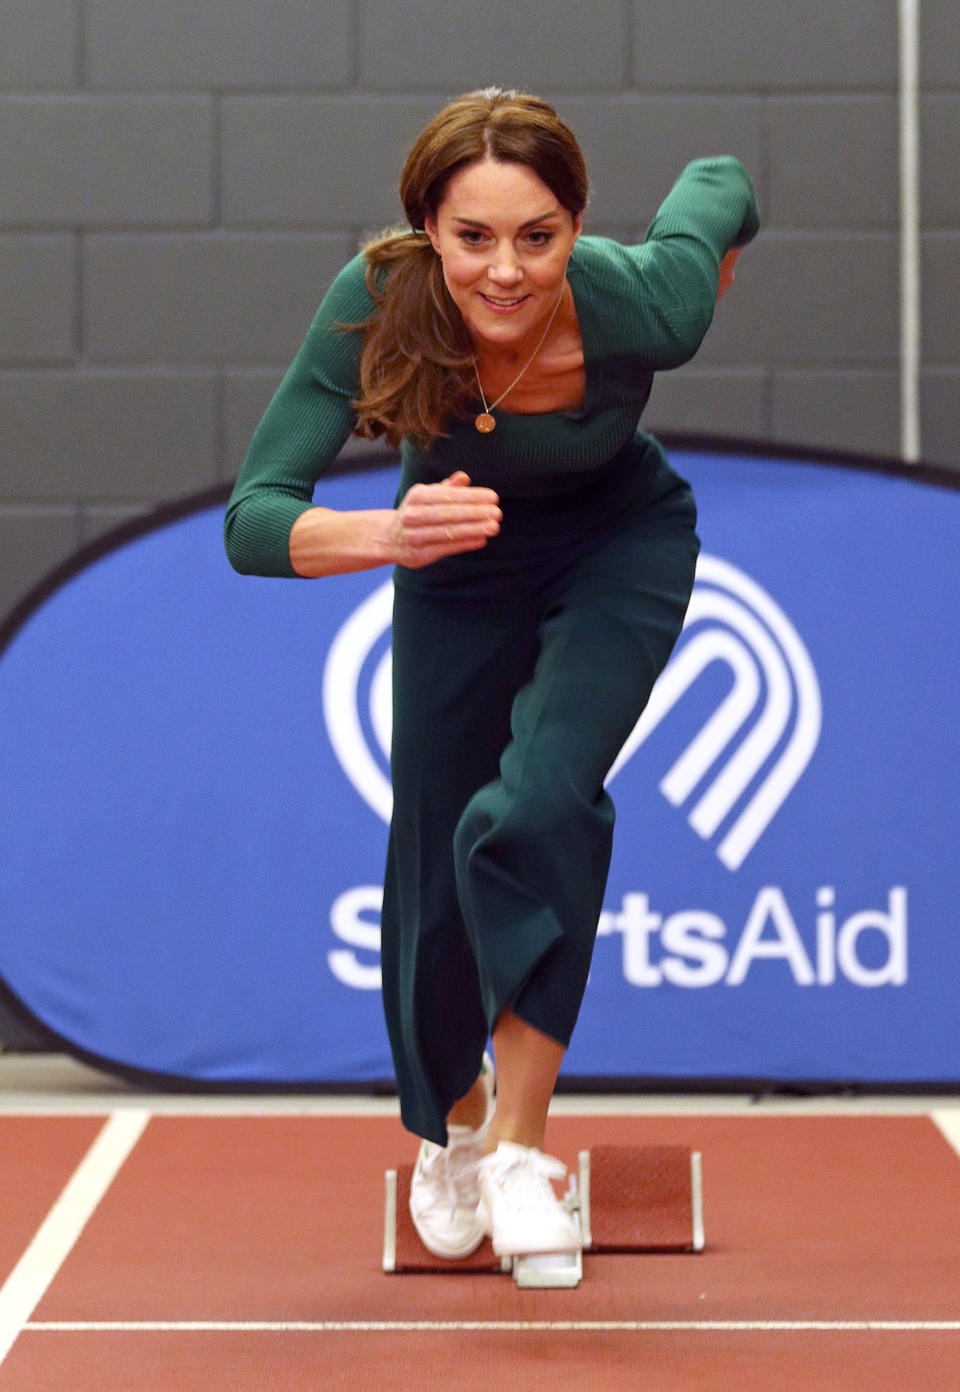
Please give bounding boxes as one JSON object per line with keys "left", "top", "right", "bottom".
{"left": 570, "top": 157, "right": 757, "bottom": 289}
{"left": 569, "top": 234, "right": 633, "bottom": 274}
{"left": 313, "top": 251, "right": 380, "bottom": 326}
{"left": 568, "top": 234, "right": 654, "bottom": 307}
{"left": 566, "top": 220, "right": 715, "bottom": 369}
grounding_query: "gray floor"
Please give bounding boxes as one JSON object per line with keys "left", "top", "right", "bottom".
{"left": 2, "top": 1052, "right": 958, "bottom": 1118}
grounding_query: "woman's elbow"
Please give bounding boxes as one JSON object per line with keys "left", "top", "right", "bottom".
{"left": 658, "top": 305, "right": 716, "bottom": 369}
{"left": 223, "top": 510, "right": 257, "bottom": 576}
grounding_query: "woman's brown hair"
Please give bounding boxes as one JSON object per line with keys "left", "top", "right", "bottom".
{"left": 350, "top": 89, "right": 588, "bottom": 451}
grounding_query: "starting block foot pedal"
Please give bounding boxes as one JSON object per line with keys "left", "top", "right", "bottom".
{"left": 512, "top": 1248, "right": 582, "bottom": 1289}
{"left": 579, "top": 1144, "right": 704, "bottom": 1253}
{"left": 511, "top": 1170, "right": 583, "bottom": 1287}
{"left": 383, "top": 1165, "right": 502, "bottom": 1274}
{"left": 383, "top": 1142, "right": 703, "bottom": 1282}
{"left": 383, "top": 1164, "right": 583, "bottom": 1286}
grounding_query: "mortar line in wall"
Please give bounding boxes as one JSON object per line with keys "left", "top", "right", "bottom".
{"left": 621, "top": 0, "right": 634, "bottom": 90}
{"left": 215, "top": 372, "right": 229, "bottom": 484}
{"left": 211, "top": 94, "right": 223, "bottom": 227}
{"left": 28, "top": 222, "right": 362, "bottom": 238}
{"left": 742, "top": 229, "right": 898, "bottom": 241}
{"left": 74, "top": 0, "right": 85, "bottom": 88}
{"left": 72, "top": 227, "right": 84, "bottom": 367}
{"left": 758, "top": 88, "right": 771, "bottom": 250}
{"left": 347, "top": 0, "right": 362, "bottom": 88}
{"left": 761, "top": 369, "right": 774, "bottom": 441}
{"left": 898, "top": 0, "right": 921, "bottom": 462}
{"left": 566, "top": 86, "right": 899, "bottom": 100}
{"left": 332, "top": 86, "right": 903, "bottom": 100}
{"left": 215, "top": 82, "right": 359, "bottom": 97}
{"left": 769, "top": 355, "right": 903, "bottom": 367}
{"left": 72, "top": 495, "right": 87, "bottom": 548}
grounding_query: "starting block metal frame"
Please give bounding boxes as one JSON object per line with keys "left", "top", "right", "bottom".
{"left": 383, "top": 1144, "right": 704, "bottom": 1289}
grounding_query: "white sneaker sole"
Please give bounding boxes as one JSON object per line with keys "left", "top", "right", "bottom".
{"left": 409, "top": 1209, "right": 486, "bottom": 1260}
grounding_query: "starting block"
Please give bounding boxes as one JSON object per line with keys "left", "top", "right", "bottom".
{"left": 383, "top": 1144, "right": 704, "bottom": 1289}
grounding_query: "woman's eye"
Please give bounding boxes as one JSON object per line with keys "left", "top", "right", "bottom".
{"left": 455, "top": 229, "right": 554, "bottom": 249}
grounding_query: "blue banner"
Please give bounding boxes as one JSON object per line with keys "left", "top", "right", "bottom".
{"left": 1, "top": 447, "right": 958, "bottom": 1085}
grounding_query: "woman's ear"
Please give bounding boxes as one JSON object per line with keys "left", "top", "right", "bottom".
{"left": 424, "top": 215, "right": 440, "bottom": 255}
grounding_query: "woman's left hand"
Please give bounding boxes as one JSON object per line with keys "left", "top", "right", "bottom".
{"left": 390, "top": 471, "right": 502, "bottom": 569}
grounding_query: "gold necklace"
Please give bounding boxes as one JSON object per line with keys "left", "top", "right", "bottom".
{"left": 473, "top": 287, "right": 565, "bottom": 433}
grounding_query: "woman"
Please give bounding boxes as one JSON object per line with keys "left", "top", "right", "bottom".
{"left": 225, "top": 88, "right": 758, "bottom": 1262}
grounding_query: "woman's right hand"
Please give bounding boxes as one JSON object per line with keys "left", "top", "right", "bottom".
{"left": 390, "top": 471, "right": 502, "bottom": 569}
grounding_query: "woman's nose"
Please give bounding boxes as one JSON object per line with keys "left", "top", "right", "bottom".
{"left": 487, "top": 242, "right": 523, "bottom": 285}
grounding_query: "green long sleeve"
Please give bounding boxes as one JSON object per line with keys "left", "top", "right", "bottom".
{"left": 224, "top": 155, "right": 758, "bottom": 577}
{"left": 223, "top": 253, "right": 374, "bottom": 576}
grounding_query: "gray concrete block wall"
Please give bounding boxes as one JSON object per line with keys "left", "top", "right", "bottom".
{"left": 632, "top": 1, "right": 898, "bottom": 89}
{"left": 358, "top": 0, "right": 629, "bottom": 91}
{"left": 0, "top": 1, "right": 78, "bottom": 89}
{"left": 85, "top": 0, "right": 353, "bottom": 89}
{"left": 1, "top": 0, "right": 957, "bottom": 626}
{"left": 0, "top": 235, "right": 76, "bottom": 361}
{"left": 0, "top": 97, "right": 214, "bottom": 225}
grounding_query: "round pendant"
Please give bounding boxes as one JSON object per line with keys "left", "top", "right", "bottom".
{"left": 475, "top": 413, "right": 496, "bottom": 434}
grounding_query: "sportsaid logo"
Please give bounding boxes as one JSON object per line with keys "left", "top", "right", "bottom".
{"left": 323, "top": 557, "right": 820, "bottom": 865}
{"left": 606, "top": 554, "right": 822, "bottom": 871}
{"left": 322, "top": 580, "right": 394, "bottom": 824}
{"left": 322, "top": 559, "right": 907, "bottom": 992}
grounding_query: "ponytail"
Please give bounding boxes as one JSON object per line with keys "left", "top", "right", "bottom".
{"left": 350, "top": 230, "right": 475, "bottom": 452}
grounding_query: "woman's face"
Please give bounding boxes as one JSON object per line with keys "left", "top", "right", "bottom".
{"left": 424, "top": 157, "right": 581, "bottom": 353}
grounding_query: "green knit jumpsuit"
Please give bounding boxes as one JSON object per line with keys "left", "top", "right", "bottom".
{"left": 225, "top": 156, "right": 760, "bottom": 1145}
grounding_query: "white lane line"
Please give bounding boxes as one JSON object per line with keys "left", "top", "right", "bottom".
{"left": 23, "top": 1320, "right": 960, "bottom": 1334}
{"left": 0, "top": 1110, "right": 151, "bottom": 1367}
{"left": 932, "top": 1110, "right": 960, "bottom": 1158}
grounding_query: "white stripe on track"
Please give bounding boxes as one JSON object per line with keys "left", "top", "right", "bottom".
{"left": 23, "top": 1320, "right": 960, "bottom": 1334}
{"left": 0, "top": 1110, "right": 151, "bottom": 1367}
{"left": 932, "top": 1110, "right": 960, "bottom": 1159}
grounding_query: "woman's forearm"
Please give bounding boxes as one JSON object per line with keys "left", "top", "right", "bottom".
{"left": 288, "top": 506, "right": 399, "bottom": 577}
{"left": 288, "top": 474, "right": 502, "bottom": 578}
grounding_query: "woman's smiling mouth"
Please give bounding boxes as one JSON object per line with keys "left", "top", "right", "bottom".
{"left": 479, "top": 292, "right": 530, "bottom": 312}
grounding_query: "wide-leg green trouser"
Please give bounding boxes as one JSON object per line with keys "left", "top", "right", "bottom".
{"left": 382, "top": 468, "right": 699, "bottom": 1144}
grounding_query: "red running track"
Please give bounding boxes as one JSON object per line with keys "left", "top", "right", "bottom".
{"left": 2, "top": 1110, "right": 960, "bottom": 1390}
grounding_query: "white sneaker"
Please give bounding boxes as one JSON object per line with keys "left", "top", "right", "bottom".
{"left": 476, "top": 1141, "right": 581, "bottom": 1257}
{"left": 408, "top": 1053, "right": 495, "bottom": 1259}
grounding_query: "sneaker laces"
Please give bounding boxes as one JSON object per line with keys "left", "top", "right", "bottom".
{"left": 417, "top": 1127, "right": 488, "bottom": 1212}
{"left": 479, "top": 1145, "right": 568, "bottom": 1217}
